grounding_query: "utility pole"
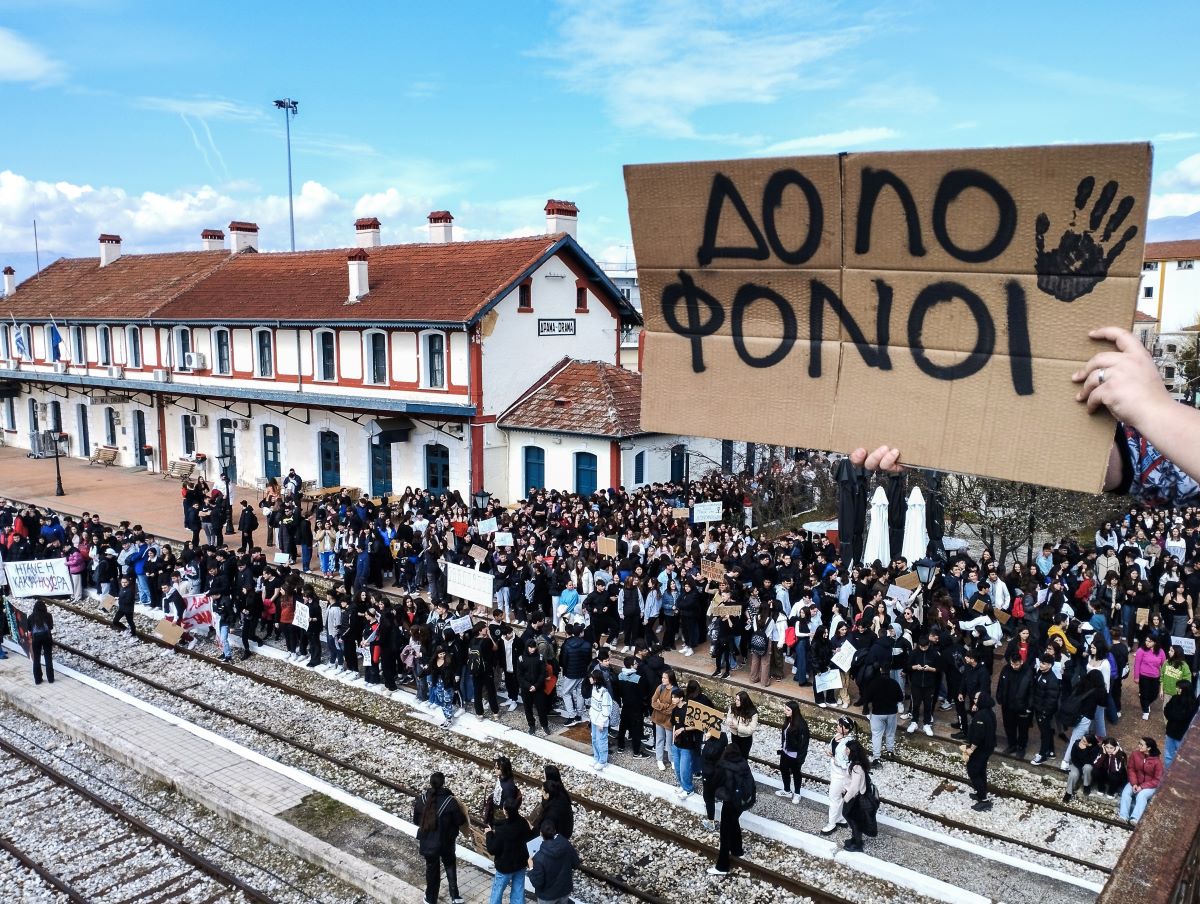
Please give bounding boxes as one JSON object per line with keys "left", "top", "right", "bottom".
{"left": 273, "top": 98, "right": 299, "bottom": 251}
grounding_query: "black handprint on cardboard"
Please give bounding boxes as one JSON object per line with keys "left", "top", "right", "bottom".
{"left": 1034, "top": 176, "right": 1138, "bottom": 302}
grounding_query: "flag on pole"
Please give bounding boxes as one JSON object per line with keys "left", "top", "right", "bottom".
{"left": 11, "top": 316, "right": 28, "bottom": 359}
{"left": 49, "top": 319, "right": 63, "bottom": 362}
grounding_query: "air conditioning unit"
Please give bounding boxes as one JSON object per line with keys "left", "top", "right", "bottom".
{"left": 183, "top": 352, "right": 207, "bottom": 370}
{"left": 151, "top": 368, "right": 171, "bottom": 383}
{"left": 107, "top": 365, "right": 124, "bottom": 379}
{"left": 188, "top": 414, "right": 209, "bottom": 427}
{"left": 53, "top": 362, "right": 68, "bottom": 374}
{"left": 234, "top": 418, "right": 250, "bottom": 430}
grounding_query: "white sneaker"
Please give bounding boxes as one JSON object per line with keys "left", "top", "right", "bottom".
{"left": 658, "top": 761, "right": 666, "bottom": 771}
{"left": 923, "top": 724, "right": 933, "bottom": 737}
{"left": 774, "top": 789, "right": 791, "bottom": 798}
{"left": 907, "top": 722, "right": 918, "bottom": 734}
{"left": 791, "top": 793, "right": 800, "bottom": 804}
{"left": 676, "top": 788, "right": 689, "bottom": 799}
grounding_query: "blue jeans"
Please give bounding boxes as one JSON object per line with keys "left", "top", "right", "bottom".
{"left": 489, "top": 869, "right": 525, "bottom": 904}
{"left": 1061, "top": 716, "right": 1092, "bottom": 767}
{"left": 136, "top": 574, "right": 151, "bottom": 606}
{"left": 300, "top": 544, "right": 312, "bottom": 571}
{"left": 1092, "top": 704, "right": 1107, "bottom": 739}
{"left": 326, "top": 635, "right": 343, "bottom": 667}
{"left": 429, "top": 679, "right": 454, "bottom": 720}
{"left": 591, "top": 722, "right": 609, "bottom": 765}
{"left": 1166, "top": 735, "right": 1182, "bottom": 769}
{"left": 218, "top": 623, "right": 232, "bottom": 658}
{"left": 793, "top": 638, "right": 809, "bottom": 684}
{"left": 1121, "top": 605, "right": 1136, "bottom": 643}
{"left": 319, "top": 551, "right": 335, "bottom": 573}
{"left": 1119, "top": 784, "right": 1156, "bottom": 822}
{"left": 460, "top": 667, "right": 476, "bottom": 708}
{"left": 672, "top": 745, "right": 695, "bottom": 793}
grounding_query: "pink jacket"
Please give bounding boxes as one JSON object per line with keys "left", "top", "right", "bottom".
{"left": 1134, "top": 646, "right": 1166, "bottom": 681}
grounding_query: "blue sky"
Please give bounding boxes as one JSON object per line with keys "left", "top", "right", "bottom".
{"left": 2, "top": 0, "right": 1199, "bottom": 275}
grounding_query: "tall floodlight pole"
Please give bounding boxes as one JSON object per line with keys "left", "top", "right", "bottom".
{"left": 273, "top": 98, "right": 299, "bottom": 251}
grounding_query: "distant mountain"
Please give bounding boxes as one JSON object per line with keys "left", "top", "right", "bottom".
{"left": 1147, "top": 212, "right": 1200, "bottom": 243}
{"left": 0, "top": 250, "right": 66, "bottom": 286}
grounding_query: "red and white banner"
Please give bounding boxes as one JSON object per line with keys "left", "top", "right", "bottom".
{"left": 183, "top": 594, "right": 213, "bottom": 633}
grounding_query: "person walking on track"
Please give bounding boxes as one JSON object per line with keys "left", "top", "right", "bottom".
{"left": 29, "top": 600, "right": 55, "bottom": 685}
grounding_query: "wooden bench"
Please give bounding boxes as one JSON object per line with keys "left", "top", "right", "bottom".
{"left": 89, "top": 446, "right": 118, "bottom": 467}
{"left": 163, "top": 460, "right": 196, "bottom": 481}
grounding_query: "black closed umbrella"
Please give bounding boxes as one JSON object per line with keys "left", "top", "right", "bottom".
{"left": 884, "top": 472, "right": 907, "bottom": 562}
{"left": 835, "top": 457, "right": 868, "bottom": 565}
{"left": 923, "top": 470, "right": 946, "bottom": 560}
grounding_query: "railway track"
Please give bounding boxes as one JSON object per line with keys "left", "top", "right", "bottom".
{"left": 34, "top": 610, "right": 899, "bottom": 904}
{"left": 36, "top": 596, "right": 1111, "bottom": 899}
{"left": 0, "top": 733, "right": 276, "bottom": 904}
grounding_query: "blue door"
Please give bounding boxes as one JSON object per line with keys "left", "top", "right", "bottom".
{"left": 426, "top": 443, "right": 450, "bottom": 495}
{"left": 670, "top": 444, "right": 687, "bottom": 483}
{"left": 218, "top": 418, "right": 237, "bottom": 481}
{"left": 524, "top": 445, "right": 545, "bottom": 492}
{"left": 575, "top": 452, "right": 597, "bottom": 496}
{"left": 262, "top": 425, "right": 281, "bottom": 480}
{"left": 370, "top": 441, "right": 393, "bottom": 497}
{"left": 318, "top": 430, "right": 341, "bottom": 487}
{"left": 133, "top": 410, "right": 148, "bottom": 466}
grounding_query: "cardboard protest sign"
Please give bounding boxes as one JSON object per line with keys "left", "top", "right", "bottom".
{"left": 692, "top": 501, "right": 723, "bottom": 523}
{"left": 468, "top": 544, "right": 489, "bottom": 563}
{"left": 685, "top": 699, "right": 726, "bottom": 738}
{"left": 5, "top": 558, "right": 71, "bottom": 598}
{"left": 98, "top": 594, "right": 117, "bottom": 614}
{"left": 495, "top": 532, "right": 514, "bottom": 547}
{"left": 895, "top": 571, "right": 920, "bottom": 591}
{"left": 445, "top": 561, "right": 495, "bottom": 607}
{"left": 713, "top": 604, "right": 742, "bottom": 618}
{"left": 597, "top": 536, "right": 618, "bottom": 557}
{"left": 831, "top": 642, "right": 857, "bottom": 673}
{"left": 671, "top": 507, "right": 690, "bottom": 519}
{"left": 815, "top": 669, "right": 843, "bottom": 694}
{"left": 700, "top": 558, "right": 725, "bottom": 583}
{"left": 292, "top": 600, "right": 311, "bottom": 628}
{"left": 153, "top": 618, "right": 184, "bottom": 646}
{"left": 886, "top": 584, "right": 913, "bottom": 605}
{"left": 626, "top": 143, "right": 1151, "bottom": 493}
{"left": 272, "top": 552, "right": 291, "bottom": 565}
{"left": 1172, "top": 636, "right": 1197, "bottom": 657}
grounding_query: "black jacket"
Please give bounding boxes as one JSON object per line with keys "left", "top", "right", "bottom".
{"left": 960, "top": 662, "right": 990, "bottom": 703}
{"left": 529, "top": 792, "right": 574, "bottom": 840}
{"left": 906, "top": 646, "right": 941, "bottom": 691}
{"left": 529, "top": 834, "right": 580, "bottom": 899}
{"left": 1031, "top": 668, "right": 1062, "bottom": 718}
{"left": 560, "top": 636, "right": 592, "bottom": 680}
{"left": 518, "top": 649, "right": 546, "bottom": 693}
{"left": 861, "top": 674, "right": 903, "bottom": 716}
{"left": 994, "top": 663, "right": 1034, "bottom": 713}
{"left": 412, "top": 788, "right": 465, "bottom": 857}
{"left": 237, "top": 507, "right": 259, "bottom": 533}
{"left": 780, "top": 713, "right": 810, "bottom": 761}
{"left": 967, "top": 698, "right": 997, "bottom": 754}
{"left": 486, "top": 816, "right": 531, "bottom": 874}
{"left": 1165, "top": 693, "right": 1198, "bottom": 741}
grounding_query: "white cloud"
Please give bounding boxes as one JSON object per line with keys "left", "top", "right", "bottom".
{"left": 757, "top": 126, "right": 897, "bottom": 155}
{"left": 1150, "top": 193, "right": 1200, "bottom": 219}
{"left": 538, "top": 0, "right": 865, "bottom": 140}
{"left": 354, "top": 188, "right": 432, "bottom": 220}
{"left": 0, "top": 27, "right": 65, "bottom": 84}
{"left": 1154, "top": 131, "right": 1199, "bottom": 143}
{"left": 1159, "top": 152, "right": 1200, "bottom": 191}
{"left": 136, "top": 96, "right": 264, "bottom": 121}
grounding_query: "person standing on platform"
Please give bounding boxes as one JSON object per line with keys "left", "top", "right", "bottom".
{"left": 588, "top": 670, "right": 613, "bottom": 771}
{"left": 708, "top": 740, "right": 755, "bottom": 876}
{"left": 839, "top": 739, "right": 876, "bottom": 852}
{"left": 413, "top": 771, "right": 466, "bottom": 904}
{"left": 775, "top": 701, "right": 809, "bottom": 804}
{"left": 964, "top": 690, "right": 997, "bottom": 811}
{"left": 112, "top": 574, "right": 138, "bottom": 640}
{"left": 820, "top": 717, "right": 855, "bottom": 834}
{"left": 485, "top": 795, "right": 530, "bottom": 904}
{"left": 29, "top": 600, "right": 55, "bottom": 685}
{"left": 528, "top": 820, "right": 581, "bottom": 904}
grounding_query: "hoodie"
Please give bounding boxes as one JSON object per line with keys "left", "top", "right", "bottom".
{"left": 529, "top": 834, "right": 581, "bottom": 900}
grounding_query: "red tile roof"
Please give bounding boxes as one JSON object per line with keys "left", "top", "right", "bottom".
{"left": 1134, "top": 310, "right": 1158, "bottom": 323}
{"left": 1145, "top": 240, "right": 1200, "bottom": 260}
{"left": 154, "top": 235, "right": 564, "bottom": 323}
{"left": 498, "top": 358, "right": 643, "bottom": 437}
{"left": 3, "top": 250, "right": 231, "bottom": 320}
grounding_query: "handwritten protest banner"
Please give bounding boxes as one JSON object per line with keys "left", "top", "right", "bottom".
{"left": 292, "top": 600, "right": 311, "bottom": 628}
{"left": 1172, "top": 636, "right": 1196, "bottom": 657}
{"left": 468, "top": 544, "right": 489, "bottom": 563}
{"left": 685, "top": 700, "right": 726, "bottom": 738}
{"left": 626, "top": 144, "right": 1151, "bottom": 492}
{"left": 446, "top": 561, "right": 495, "bottom": 607}
{"left": 449, "top": 614, "right": 474, "bottom": 634}
{"left": 6, "top": 558, "right": 71, "bottom": 598}
{"left": 832, "top": 642, "right": 857, "bottom": 673}
{"left": 692, "top": 501, "right": 723, "bottom": 523}
{"left": 495, "top": 532, "right": 514, "bottom": 547}
{"left": 671, "top": 507, "right": 690, "bottom": 519}
{"left": 815, "top": 669, "right": 843, "bottom": 694}
{"left": 699, "top": 559, "right": 725, "bottom": 583}
{"left": 477, "top": 517, "right": 498, "bottom": 535}
{"left": 182, "top": 594, "right": 213, "bottom": 633}
{"left": 712, "top": 604, "right": 743, "bottom": 618}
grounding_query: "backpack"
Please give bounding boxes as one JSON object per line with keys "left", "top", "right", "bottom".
{"left": 733, "top": 758, "right": 757, "bottom": 809}
{"left": 749, "top": 630, "right": 768, "bottom": 657}
{"left": 468, "top": 645, "right": 485, "bottom": 676}
{"left": 708, "top": 617, "right": 721, "bottom": 643}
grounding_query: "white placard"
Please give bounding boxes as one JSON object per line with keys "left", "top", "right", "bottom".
{"left": 692, "top": 501, "right": 723, "bottom": 523}
{"left": 5, "top": 558, "right": 71, "bottom": 598}
{"left": 815, "top": 669, "right": 842, "bottom": 693}
{"left": 293, "top": 600, "right": 311, "bottom": 628}
{"left": 273, "top": 552, "right": 291, "bottom": 565}
{"left": 831, "top": 641, "right": 857, "bottom": 673}
{"left": 477, "top": 517, "right": 498, "bottom": 535}
{"left": 445, "top": 561, "right": 495, "bottom": 607}
{"left": 495, "top": 532, "right": 514, "bottom": 547}
{"left": 886, "top": 584, "right": 913, "bottom": 604}
{"left": 1171, "top": 636, "right": 1196, "bottom": 656}
{"left": 449, "top": 615, "right": 474, "bottom": 634}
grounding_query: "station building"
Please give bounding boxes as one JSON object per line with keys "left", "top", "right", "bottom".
{"left": 0, "top": 203, "right": 720, "bottom": 500}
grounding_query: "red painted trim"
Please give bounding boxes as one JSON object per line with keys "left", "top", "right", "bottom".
{"left": 637, "top": 328, "right": 645, "bottom": 371}
{"left": 469, "top": 326, "right": 484, "bottom": 413}
{"left": 155, "top": 394, "right": 168, "bottom": 471}
{"left": 609, "top": 440, "right": 621, "bottom": 488}
{"left": 470, "top": 423, "right": 484, "bottom": 493}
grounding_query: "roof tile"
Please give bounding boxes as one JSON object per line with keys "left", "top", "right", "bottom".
{"left": 1145, "top": 239, "right": 1200, "bottom": 260}
{"left": 499, "top": 359, "right": 643, "bottom": 437}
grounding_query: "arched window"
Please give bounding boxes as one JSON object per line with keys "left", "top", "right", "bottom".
{"left": 28, "top": 398, "right": 39, "bottom": 432}
{"left": 364, "top": 330, "right": 388, "bottom": 385}
{"left": 70, "top": 325, "right": 84, "bottom": 362}
{"left": 575, "top": 451, "right": 597, "bottom": 496}
{"left": 0, "top": 323, "right": 9, "bottom": 359}
{"left": 262, "top": 424, "right": 281, "bottom": 479}
{"left": 181, "top": 413, "right": 196, "bottom": 455}
{"left": 173, "top": 326, "right": 193, "bottom": 370}
{"left": 420, "top": 330, "right": 446, "bottom": 388}
{"left": 97, "top": 326, "right": 112, "bottom": 366}
{"left": 48, "top": 400, "right": 62, "bottom": 433}
{"left": 18, "top": 323, "right": 33, "bottom": 360}
{"left": 104, "top": 407, "right": 118, "bottom": 445}
{"left": 253, "top": 328, "right": 273, "bottom": 377}
{"left": 524, "top": 445, "right": 545, "bottom": 491}
{"left": 126, "top": 326, "right": 142, "bottom": 368}
{"left": 634, "top": 450, "right": 645, "bottom": 485}
{"left": 212, "top": 328, "right": 231, "bottom": 374}
{"left": 315, "top": 329, "right": 336, "bottom": 381}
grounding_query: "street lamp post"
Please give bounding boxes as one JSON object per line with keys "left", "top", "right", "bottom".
{"left": 472, "top": 489, "right": 491, "bottom": 515}
{"left": 273, "top": 98, "right": 299, "bottom": 252}
{"left": 216, "top": 452, "right": 235, "bottom": 535}
{"left": 53, "top": 432, "right": 65, "bottom": 497}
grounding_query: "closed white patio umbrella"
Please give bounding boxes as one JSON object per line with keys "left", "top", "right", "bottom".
{"left": 862, "top": 485, "right": 891, "bottom": 567}
{"left": 901, "top": 486, "right": 929, "bottom": 565}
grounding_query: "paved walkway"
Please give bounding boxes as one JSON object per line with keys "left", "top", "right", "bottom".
{"left": 0, "top": 651, "right": 496, "bottom": 904}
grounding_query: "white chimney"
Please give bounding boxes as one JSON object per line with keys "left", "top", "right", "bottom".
{"left": 228, "top": 221, "right": 259, "bottom": 253}
{"left": 2, "top": 266, "right": 14, "bottom": 296}
{"left": 201, "top": 228, "right": 226, "bottom": 251}
{"left": 99, "top": 234, "right": 122, "bottom": 267}
{"left": 347, "top": 248, "right": 369, "bottom": 303}
{"left": 428, "top": 210, "right": 453, "bottom": 243}
{"left": 355, "top": 217, "right": 381, "bottom": 248}
{"left": 545, "top": 200, "right": 578, "bottom": 238}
